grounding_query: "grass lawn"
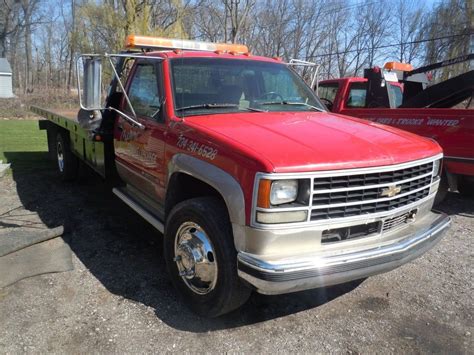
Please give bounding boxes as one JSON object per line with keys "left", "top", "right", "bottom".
{"left": 0, "top": 120, "right": 49, "bottom": 171}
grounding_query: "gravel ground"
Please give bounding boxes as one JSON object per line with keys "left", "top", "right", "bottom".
{"left": 0, "top": 161, "right": 472, "bottom": 353}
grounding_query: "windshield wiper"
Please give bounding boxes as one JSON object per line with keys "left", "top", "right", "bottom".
{"left": 176, "top": 103, "right": 266, "bottom": 112}
{"left": 260, "top": 101, "right": 326, "bottom": 112}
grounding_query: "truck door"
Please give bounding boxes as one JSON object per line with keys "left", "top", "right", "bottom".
{"left": 114, "top": 59, "right": 167, "bottom": 204}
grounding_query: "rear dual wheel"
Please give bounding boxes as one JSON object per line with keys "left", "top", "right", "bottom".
{"left": 54, "top": 131, "right": 78, "bottom": 181}
{"left": 164, "top": 197, "right": 251, "bottom": 317}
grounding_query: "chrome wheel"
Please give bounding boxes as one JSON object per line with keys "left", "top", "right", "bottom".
{"left": 57, "top": 140, "right": 64, "bottom": 173}
{"left": 174, "top": 222, "right": 218, "bottom": 295}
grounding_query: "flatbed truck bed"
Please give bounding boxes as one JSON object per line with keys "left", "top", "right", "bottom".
{"left": 32, "top": 105, "right": 111, "bottom": 179}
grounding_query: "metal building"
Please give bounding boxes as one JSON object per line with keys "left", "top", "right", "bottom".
{"left": 0, "top": 58, "right": 14, "bottom": 98}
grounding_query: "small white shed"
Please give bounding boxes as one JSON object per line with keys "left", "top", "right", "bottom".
{"left": 0, "top": 58, "right": 14, "bottom": 98}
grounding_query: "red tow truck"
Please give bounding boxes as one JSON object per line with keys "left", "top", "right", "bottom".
{"left": 318, "top": 56, "right": 474, "bottom": 200}
{"left": 32, "top": 36, "right": 450, "bottom": 317}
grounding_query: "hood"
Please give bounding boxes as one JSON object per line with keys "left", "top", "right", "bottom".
{"left": 184, "top": 111, "right": 441, "bottom": 173}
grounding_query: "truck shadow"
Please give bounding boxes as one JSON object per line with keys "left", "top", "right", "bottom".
{"left": 434, "top": 191, "right": 474, "bottom": 217}
{"left": 7, "top": 151, "right": 471, "bottom": 331}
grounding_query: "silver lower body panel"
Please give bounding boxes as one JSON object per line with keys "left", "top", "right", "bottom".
{"left": 237, "top": 211, "right": 450, "bottom": 295}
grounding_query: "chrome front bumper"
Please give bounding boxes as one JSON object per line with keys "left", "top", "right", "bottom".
{"left": 237, "top": 211, "right": 450, "bottom": 295}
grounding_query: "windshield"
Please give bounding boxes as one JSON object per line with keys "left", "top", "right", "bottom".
{"left": 170, "top": 57, "right": 325, "bottom": 117}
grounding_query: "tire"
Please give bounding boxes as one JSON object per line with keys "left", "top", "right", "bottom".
{"left": 458, "top": 175, "right": 474, "bottom": 198}
{"left": 55, "top": 131, "right": 78, "bottom": 181}
{"left": 164, "top": 197, "right": 251, "bottom": 317}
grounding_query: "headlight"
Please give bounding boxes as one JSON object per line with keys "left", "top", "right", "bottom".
{"left": 433, "top": 159, "right": 442, "bottom": 178}
{"left": 270, "top": 180, "right": 298, "bottom": 205}
{"left": 255, "top": 177, "right": 310, "bottom": 224}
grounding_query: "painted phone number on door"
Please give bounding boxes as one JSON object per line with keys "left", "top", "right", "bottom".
{"left": 177, "top": 134, "right": 218, "bottom": 160}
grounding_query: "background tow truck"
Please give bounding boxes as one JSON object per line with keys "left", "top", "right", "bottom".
{"left": 318, "top": 55, "right": 474, "bottom": 201}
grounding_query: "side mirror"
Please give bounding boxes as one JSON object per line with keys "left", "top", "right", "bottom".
{"left": 75, "top": 53, "right": 148, "bottom": 130}
{"left": 77, "top": 56, "right": 103, "bottom": 110}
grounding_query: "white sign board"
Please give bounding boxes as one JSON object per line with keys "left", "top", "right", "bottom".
{"left": 383, "top": 71, "right": 399, "bottom": 82}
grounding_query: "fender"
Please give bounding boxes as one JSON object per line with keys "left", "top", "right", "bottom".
{"left": 167, "top": 154, "right": 247, "bottom": 250}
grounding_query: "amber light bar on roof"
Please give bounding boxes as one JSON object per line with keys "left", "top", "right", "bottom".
{"left": 384, "top": 62, "right": 414, "bottom": 72}
{"left": 125, "top": 35, "right": 249, "bottom": 54}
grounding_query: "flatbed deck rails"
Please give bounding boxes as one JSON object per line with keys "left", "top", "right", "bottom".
{"left": 31, "top": 106, "right": 82, "bottom": 133}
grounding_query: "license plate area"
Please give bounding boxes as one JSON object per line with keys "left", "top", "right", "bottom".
{"left": 321, "top": 221, "right": 381, "bottom": 244}
{"left": 321, "top": 209, "right": 418, "bottom": 244}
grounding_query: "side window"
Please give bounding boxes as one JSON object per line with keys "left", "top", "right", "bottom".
{"left": 318, "top": 83, "right": 339, "bottom": 103}
{"left": 346, "top": 82, "right": 367, "bottom": 108}
{"left": 126, "top": 63, "right": 161, "bottom": 118}
{"left": 389, "top": 84, "right": 403, "bottom": 107}
{"left": 116, "top": 59, "right": 135, "bottom": 93}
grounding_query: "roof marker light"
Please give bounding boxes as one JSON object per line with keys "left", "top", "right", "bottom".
{"left": 125, "top": 35, "right": 249, "bottom": 54}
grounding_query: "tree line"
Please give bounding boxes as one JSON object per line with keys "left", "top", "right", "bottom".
{"left": 0, "top": 0, "right": 471, "bottom": 94}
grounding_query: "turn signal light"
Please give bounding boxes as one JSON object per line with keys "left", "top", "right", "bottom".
{"left": 257, "top": 179, "right": 272, "bottom": 208}
{"left": 125, "top": 35, "right": 249, "bottom": 54}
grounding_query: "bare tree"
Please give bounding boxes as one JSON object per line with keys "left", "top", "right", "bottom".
{"left": 0, "top": 1, "right": 22, "bottom": 57}
{"left": 20, "top": 0, "right": 41, "bottom": 93}
{"left": 223, "top": 0, "right": 254, "bottom": 43}
{"left": 392, "top": 0, "right": 424, "bottom": 64}
{"left": 251, "top": 0, "right": 291, "bottom": 57}
{"left": 423, "top": 0, "right": 471, "bottom": 79}
{"left": 363, "top": 1, "right": 392, "bottom": 68}
{"left": 66, "top": 0, "right": 76, "bottom": 91}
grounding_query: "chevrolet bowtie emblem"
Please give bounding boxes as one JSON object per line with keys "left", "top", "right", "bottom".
{"left": 380, "top": 185, "right": 402, "bottom": 197}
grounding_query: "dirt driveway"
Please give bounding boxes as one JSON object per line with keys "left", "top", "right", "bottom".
{"left": 0, "top": 157, "right": 472, "bottom": 353}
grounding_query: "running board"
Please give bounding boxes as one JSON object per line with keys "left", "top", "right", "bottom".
{"left": 112, "top": 188, "right": 165, "bottom": 233}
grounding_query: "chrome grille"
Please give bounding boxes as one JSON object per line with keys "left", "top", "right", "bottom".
{"left": 310, "top": 162, "right": 433, "bottom": 221}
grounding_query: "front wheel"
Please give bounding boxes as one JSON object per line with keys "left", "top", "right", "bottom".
{"left": 164, "top": 197, "right": 251, "bottom": 317}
